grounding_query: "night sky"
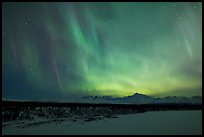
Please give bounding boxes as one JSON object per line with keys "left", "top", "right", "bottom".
{"left": 2, "top": 2, "right": 202, "bottom": 100}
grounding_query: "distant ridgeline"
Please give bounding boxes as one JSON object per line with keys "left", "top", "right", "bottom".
{"left": 80, "top": 93, "right": 202, "bottom": 104}
{"left": 2, "top": 93, "right": 202, "bottom": 104}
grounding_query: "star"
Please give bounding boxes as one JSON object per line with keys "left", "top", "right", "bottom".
{"left": 30, "top": 68, "right": 33, "bottom": 71}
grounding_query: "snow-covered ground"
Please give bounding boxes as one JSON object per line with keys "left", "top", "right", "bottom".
{"left": 2, "top": 110, "right": 202, "bottom": 135}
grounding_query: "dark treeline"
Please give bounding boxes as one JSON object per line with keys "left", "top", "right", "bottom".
{"left": 2, "top": 100, "right": 202, "bottom": 110}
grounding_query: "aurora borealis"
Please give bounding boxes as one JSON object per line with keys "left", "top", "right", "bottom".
{"left": 2, "top": 2, "right": 202, "bottom": 100}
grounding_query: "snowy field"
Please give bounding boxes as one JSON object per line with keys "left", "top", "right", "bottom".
{"left": 2, "top": 110, "right": 202, "bottom": 135}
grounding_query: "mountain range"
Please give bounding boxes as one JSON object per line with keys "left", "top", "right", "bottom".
{"left": 2, "top": 93, "right": 202, "bottom": 105}
{"left": 80, "top": 93, "right": 202, "bottom": 104}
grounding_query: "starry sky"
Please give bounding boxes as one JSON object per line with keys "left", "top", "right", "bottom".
{"left": 2, "top": 2, "right": 202, "bottom": 100}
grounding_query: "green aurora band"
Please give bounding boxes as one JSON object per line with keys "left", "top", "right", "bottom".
{"left": 2, "top": 2, "right": 202, "bottom": 99}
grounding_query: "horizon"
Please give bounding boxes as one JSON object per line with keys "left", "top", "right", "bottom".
{"left": 2, "top": 92, "right": 202, "bottom": 102}
{"left": 2, "top": 2, "right": 202, "bottom": 100}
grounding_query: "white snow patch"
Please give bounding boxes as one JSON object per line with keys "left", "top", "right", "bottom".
{"left": 2, "top": 110, "right": 202, "bottom": 135}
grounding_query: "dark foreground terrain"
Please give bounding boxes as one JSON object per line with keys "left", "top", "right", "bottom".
{"left": 2, "top": 100, "right": 202, "bottom": 122}
{"left": 2, "top": 101, "right": 202, "bottom": 135}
